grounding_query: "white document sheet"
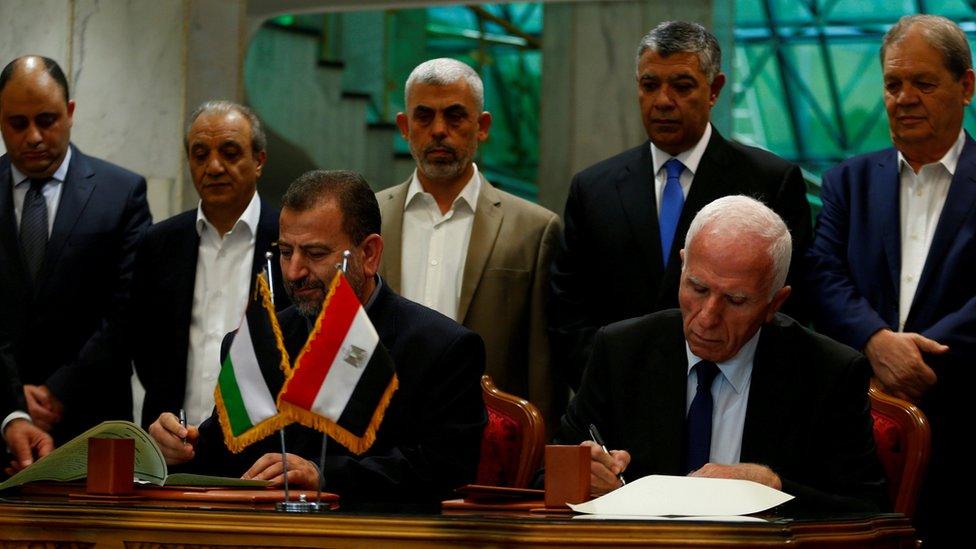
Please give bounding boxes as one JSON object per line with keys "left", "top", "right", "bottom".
{"left": 567, "top": 474, "right": 793, "bottom": 516}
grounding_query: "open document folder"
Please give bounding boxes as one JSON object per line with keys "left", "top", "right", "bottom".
{"left": 568, "top": 475, "right": 793, "bottom": 517}
{"left": 0, "top": 421, "right": 267, "bottom": 491}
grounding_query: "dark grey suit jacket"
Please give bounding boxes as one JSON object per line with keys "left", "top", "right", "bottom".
{"left": 556, "top": 310, "right": 887, "bottom": 512}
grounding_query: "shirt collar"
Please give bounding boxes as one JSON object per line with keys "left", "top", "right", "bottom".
{"left": 195, "top": 190, "right": 261, "bottom": 238}
{"left": 685, "top": 326, "right": 760, "bottom": 395}
{"left": 404, "top": 163, "right": 482, "bottom": 213}
{"left": 363, "top": 274, "right": 383, "bottom": 311}
{"left": 650, "top": 123, "right": 712, "bottom": 177}
{"left": 897, "top": 128, "right": 966, "bottom": 176}
{"left": 12, "top": 146, "right": 73, "bottom": 187}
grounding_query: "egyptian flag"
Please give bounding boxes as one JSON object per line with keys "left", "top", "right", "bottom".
{"left": 277, "top": 271, "right": 398, "bottom": 455}
{"left": 214, "top": 272, "right": 292, "bottom": 453}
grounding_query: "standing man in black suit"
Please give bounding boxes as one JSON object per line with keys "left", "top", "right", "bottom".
{"left": 549, "top": 21, "right": 812, "bottom": 389}
{"left": 131, "top": 101, "right": 288, "bottom": 429}
{"left": 556, "top": 196, "right": 885, "bottom": 512}
{"left": 149, "top": 170, "right": 486, "bottom": 505}
{"left": 0, "top": 56, "right": 151, "bottom": 450}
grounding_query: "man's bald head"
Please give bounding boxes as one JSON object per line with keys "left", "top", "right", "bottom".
{"left": 0, "top": 56, "right": 70, "bottom": 104}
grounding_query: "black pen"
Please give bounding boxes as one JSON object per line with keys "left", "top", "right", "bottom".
{"left": 178, "top": 408, "right": 187, "bottom": 444}
{"left": 589, "top": 423, "right": 626, "bottom": 485}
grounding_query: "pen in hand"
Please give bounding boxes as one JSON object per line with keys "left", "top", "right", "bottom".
{"left": 178, "top": 408, "right": 187, "bottom": 444}
{"left": 589, "top": 423, "right": 626, "bottom": 486}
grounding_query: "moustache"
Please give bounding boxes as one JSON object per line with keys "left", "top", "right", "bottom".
{"left": 286, "top": 277, "right": 324, "bottom": 293}
{"left": 423, "top": 142, "right": 457, "bottom": 156}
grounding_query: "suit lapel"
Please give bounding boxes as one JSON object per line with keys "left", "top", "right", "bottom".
{"left": 910, "top": 135, "right": 976, "bottom": 325}
{"left": 252, "top": 199, "right": 287, "bottom": 308}
{"left": 646, "top": 336, "right": 688, "bottom": 474}
{"left": 740, "top": 323, "right": 793, "bottom": 464}
{"left": 378, "top": 180, "right": 409, "bottom": 293}
{"left": 615, "top": 142, "right": 662, "bottom": 277}
{"left": 38, "top": 147, "right": 95, "bottom": 293}
{"left": 458, "top": 176, "right": 502, "bottom": 322}
{"left": 872, "top": 150, "right": 902, "bottom": 300}
{"left": 0, "top": 157, "right": 28, "bottom": 285}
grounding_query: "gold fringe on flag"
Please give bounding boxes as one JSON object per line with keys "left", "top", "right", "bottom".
{"left": 278, "top": 375, "right": 399, "bottom": 455}
{"left": 254, "top": 272, "right": 292, "bottom": 376}
{"left": 215, "top": 388, "right": 292, "bottom": 454}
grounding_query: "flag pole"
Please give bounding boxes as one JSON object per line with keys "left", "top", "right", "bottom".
{"left": 312, "top": 250, "right": 350, "bottom": 505}
{"left": 265, "top": 251, "right": 292, "bottom": 508}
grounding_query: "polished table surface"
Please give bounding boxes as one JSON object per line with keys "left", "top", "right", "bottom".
{"left": 0, "top": 492, "right": 917, "bottom": 548}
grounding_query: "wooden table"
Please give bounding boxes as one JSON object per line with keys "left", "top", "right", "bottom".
{"left": 0, "top": 497, "right": 917, "bottom": 548}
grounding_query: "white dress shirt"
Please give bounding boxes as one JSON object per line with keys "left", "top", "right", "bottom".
{"left": 399, "top": 165, "right": 482, "bottom": 320}
{"left": 684, "top": 328, "right": 759, "bottom": 465}
{"left": 183, "top": 192, "right": 261, "bottom": 426}
{"left": 897, "top": 130, "right": 963, "bottom": 330}
{"left": 11, "top": 146, "right": 72, "bottom": 234}
{"left": 650, "top": 124, "right": 712, "bottom": 215}
{"left": 2, "top": 149, "right": 73, "bottom": 435}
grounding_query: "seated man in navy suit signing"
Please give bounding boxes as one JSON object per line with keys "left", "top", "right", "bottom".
{"left": 555, "top": 196, "right": 885, "bottom": 512}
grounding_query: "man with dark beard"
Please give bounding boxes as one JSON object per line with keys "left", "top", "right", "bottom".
{"left": 149, "top": 170, "right": 486, "bottom": 506}
{"left": 376, "top": 58, "right": 564, "bottom": 435}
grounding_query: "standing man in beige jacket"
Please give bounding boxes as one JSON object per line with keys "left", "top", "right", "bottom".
{"left": 377, "top": 58, "right": 564, "bottom": 434}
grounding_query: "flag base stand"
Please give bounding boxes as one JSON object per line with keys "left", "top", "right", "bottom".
{"left": 276, "top": 494, "right": 332, "bottom": 513}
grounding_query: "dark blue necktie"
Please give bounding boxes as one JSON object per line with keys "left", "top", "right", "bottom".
{"left": 659, "top": 158, "right": 685, "bottom": 268}
{"left": 686, "top": 360, "right": 720, "bottom": 474}
{"left": 20, "top": 178, "right": 50, "bottom": 282}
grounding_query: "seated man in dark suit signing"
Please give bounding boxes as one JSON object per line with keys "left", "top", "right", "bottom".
{"left": 149, "top": 170, "right": 486, "bottom": 505}
{"left": 556, "top": 195, "right": 886, "bottom": 511}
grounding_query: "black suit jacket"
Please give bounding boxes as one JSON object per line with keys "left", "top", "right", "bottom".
{"left": 129, "top": 199, "right": 289, "bottom": 428}
{"left": 555, "top": 310, "right": 887, "bottom": 512}
{"left": 0, "top": 145, "right": 151, "bottom": 443}
{"left": 189, "top": 281, "right": 487, "bottom": 506}
{"left": 550, "top": 130, "right": 812, "bottom": 388}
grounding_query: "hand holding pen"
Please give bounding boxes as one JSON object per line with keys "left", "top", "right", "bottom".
{"left": 585, "top": 423, "right": 629, "bottom": 496}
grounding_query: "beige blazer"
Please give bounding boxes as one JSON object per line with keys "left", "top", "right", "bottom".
{"left": 377, "top": 174, "right": 565, "bottom": 434}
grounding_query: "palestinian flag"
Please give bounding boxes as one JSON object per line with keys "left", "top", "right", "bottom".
{"left": 277, "top": 271, "right": 398, "bottom": 455}
{"left": 214, "top": 272, "right": 292, "bottom": 453}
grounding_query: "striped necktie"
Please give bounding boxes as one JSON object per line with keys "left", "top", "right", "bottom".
{"left": 20, "top": 177, "right": 51, "bottom": 282}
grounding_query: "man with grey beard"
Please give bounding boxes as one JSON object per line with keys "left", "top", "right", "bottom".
{"left": 377, "top": 58, "right": 564, "bottom": 434}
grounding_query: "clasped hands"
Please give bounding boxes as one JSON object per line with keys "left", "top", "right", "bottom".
{"left": 583, "top": 440, "right": 781, "bottom": 497}
{"left": 148, "top": 412, "right": 320, "bottom": 490}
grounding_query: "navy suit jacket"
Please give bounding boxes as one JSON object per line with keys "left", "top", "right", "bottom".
{"left": 129, "top": 199, "right": 289, "bottom": 428}
{"left": 806, "top": 135, "right": 976, "bottom": 524}
{"left": 808, "top": 135, "right": 976, "bottom": 364}
{"left": 555, "top": 310, "right": 887, "bottom": 512}
{"left": 0, "top": 145, "right": 151, "bottom": 443}
{"left": 188, "top": 281, "right": 487, "bottom": 507}
{"left": 550, "top": 130, "right": 812, "bottom": 388}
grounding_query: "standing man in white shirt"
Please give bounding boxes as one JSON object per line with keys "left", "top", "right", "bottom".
{"left": 129, "top": 100, "right": 288, "bottom": 429}
{"left": 376, "top": 58, "right": 565, "bottom": 433}
{"left": 805, "top": 14, "right": 975, "bottom": 545}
